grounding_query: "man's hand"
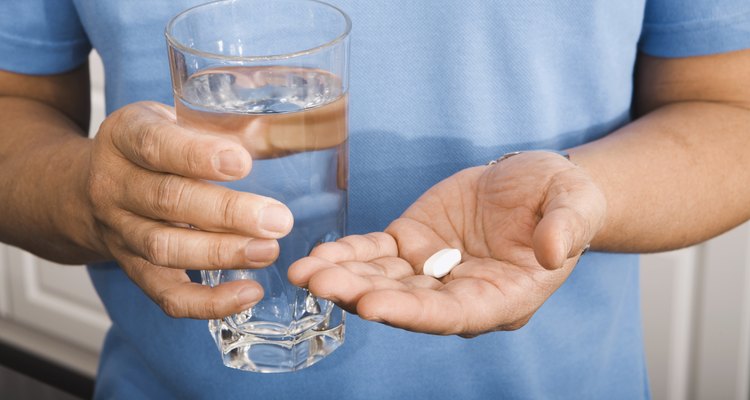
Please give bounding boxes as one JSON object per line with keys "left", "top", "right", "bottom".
{"left": 289, "top": 151, "right": 605, "bottom": 336}
{"left": 85, "top": 101, "right": 294, "bottom": 319}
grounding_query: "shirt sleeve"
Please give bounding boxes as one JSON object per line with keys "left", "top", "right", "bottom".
{"left": 0, "top": 0, "right": 92, "bottom": 75}
{"left": 639, "top": 0, "right": 750, "bottom": 57}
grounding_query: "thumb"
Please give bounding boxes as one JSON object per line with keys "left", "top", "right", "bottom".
{"left": 106, "top": 101, "right": 252, "bottom": 180}
{"left": 532, "top": 173, "right": 606, "bottom": 269}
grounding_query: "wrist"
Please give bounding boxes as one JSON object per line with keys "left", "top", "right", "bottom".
{"left": 53, "top": 137, "right": 112, "bottom": 262}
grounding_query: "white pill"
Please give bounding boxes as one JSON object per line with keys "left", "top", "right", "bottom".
{"left": 423, "top": 248, "right": 462, "bottom": 278}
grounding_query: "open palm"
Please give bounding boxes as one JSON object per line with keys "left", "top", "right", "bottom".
{"left": 289, "top": 151, "right": 606, "bottom": 336}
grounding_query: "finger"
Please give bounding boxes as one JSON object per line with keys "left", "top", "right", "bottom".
{"left": 400, "top": 275, "right": 443, "bottom": 290}
{"left": 386, "top": 218, "right": 454, "bottom": 271}
{"left": 533, "top": 208, "right": 586, "bottom": 269}
{"left": 116, "top": 251, "right": 264, "bottom": 319}
{"left": 447, "top": 258, "right": 553, "bottom": 299}
{"left": 116, "top": 213, "right": 280, "bottom": 269}
{"left": 307, "top": 265, "right": 409, "bottom": 313}
{"left": 357, "top": 279, "right": 512, "bottom": 336}
{"left": 288, "top": 256, "right": 339, "bottom": 287}
{"left": 341, "top": 257, "right": 415, "bottom": 280}
{"left": 108, "top": 102, "right": 252, "bottom": 180}
{"left": 309, "top": 232, "right": 399, "bottom": 263}
{"left": 288, "top": 255, "right": 412, "bottom": 287}
{"left": 120, "top": 172, "right": 293, "bottom": 238}
{"left": 533, "top": 172, "right": 606, "bottom": 269}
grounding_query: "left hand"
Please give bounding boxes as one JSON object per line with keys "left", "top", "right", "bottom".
{"left": 289, "top": 151, "right": 606, "bottom": 336}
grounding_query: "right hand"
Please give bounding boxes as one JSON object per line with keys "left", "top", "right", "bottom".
{"left": 289, "top": 152, "right": 605, "bottom": 337}
{"left": 85, "top": 101, "right": 294, "bottom": 319}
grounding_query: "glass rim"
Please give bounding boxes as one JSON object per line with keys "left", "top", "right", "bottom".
{"left": 164, "top": 0, "right": 351, "bottom": 62}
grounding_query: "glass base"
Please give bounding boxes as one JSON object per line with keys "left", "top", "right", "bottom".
{"left": 208, "top": 311, "right": 345, "bottom": 373}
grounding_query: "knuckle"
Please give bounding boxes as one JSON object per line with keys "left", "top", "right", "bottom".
{"left": 106, "top": 104, "right": 144, "bottom": 143}
{"left": 364, "top": 234, "right": 381, "bottom": 254}
{"left": 85, "top": 173, "right": 123, "bottom": 231}
{"left": 207, "top": 238, "right": 238, "bottom": 267}
{"left": 86, "top": 168, "right": 112, "bottom": 207}
{"left": 98, "top": 107, "right": 126, "bottom": 139}
{"left": 144, "top": 228, "right": 172, "bottom": 266}
{"left": 109, "top": 103, "right": 179, "bottom": 168}
{"left": 132, "top": 123, "right": 162, "bottom": 165}
{"left": 86, "top": 153, "right": 122, "bottom": 208}
{"left": 114, "top": 103, "right": 140, "bottom": 125}
{"left": 218, "top": 191, "right": 244, "bottom": 228}
{"left": 201, "top": 297, "right": 221, "bottom": 318}
{"left": 183, "top": 140, "right": 207, "bottom": 175}
{"left": 159, "top": 292, "right": 186, "bottom": 318}
{"left": 100, "top": 102, "right": 157, "bottom": 151}
{"left": 162, "top": 290, "right": 222, "bottom": 319}
{"left": 153, "top": 175, "right": 188, "bottom": 216}
{"left": 309, "top": 241, "right": 333, "bottom": 257}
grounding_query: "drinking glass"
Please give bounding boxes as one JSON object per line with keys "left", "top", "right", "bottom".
{"left": 165, "top": 0, "right": 350, "bottom": 373}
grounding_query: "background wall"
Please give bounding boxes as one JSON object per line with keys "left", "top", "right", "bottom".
{"left": 0, "top": 51, "right": 748, "bottom": 399}
{"left": 641, "top": 223, "right": 750, "bottom": 400}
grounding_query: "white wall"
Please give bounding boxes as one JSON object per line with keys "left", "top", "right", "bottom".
{"left": 641, "top": 223, "right": 750, "bottom": 400}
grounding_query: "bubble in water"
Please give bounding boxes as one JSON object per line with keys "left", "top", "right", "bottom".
{"left": 181, "top": 67, "right": 340, "bottom": 114}
{"left": 182, "top": 72, "right": 238, "bottom": 109}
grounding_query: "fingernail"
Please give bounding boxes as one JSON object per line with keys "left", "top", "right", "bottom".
{"left": 237, "top": 286, "right": 260, "bottom": 307}
{"left": 245, "top": 240, "right": 278, "bottom": 261}
{"left": 213, "top": 149, "right": 245, "bottom": 176}
{"left": 364, "top": 314, "right": 384, "bottom": 323}
{"left": 259, "top": 204, "right": 293, "bottom": 235}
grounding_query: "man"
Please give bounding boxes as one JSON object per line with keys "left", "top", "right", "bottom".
{"left": 1, "top": 1, "right": 748, "bottom": 398}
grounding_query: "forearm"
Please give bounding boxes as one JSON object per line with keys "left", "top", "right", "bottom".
{"left": 570, "top": 101, "right": 750, "bottom": 253}
{"left": 0, "top": 97, "right": 104, "bottom": 263}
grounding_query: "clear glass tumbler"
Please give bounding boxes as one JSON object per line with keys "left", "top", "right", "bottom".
{"left": 165, "top": 0, "right": 350, "bottom": 373}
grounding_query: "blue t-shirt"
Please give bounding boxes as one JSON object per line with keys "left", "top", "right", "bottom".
{"left": 2, "top": 1, "right": 749, "bottom": 399}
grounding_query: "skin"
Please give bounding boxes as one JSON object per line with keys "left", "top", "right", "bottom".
{"left": 289, "top": 153, "right": 605, "bottom": 336}
{"left": 0, "top": 50, "right": 748, "bottom": 333}
{"left": 0, "top": 68, "right": 292, "bottom": 318}
{"left": 288, "top": 49, "right": 750, "bottom": 336}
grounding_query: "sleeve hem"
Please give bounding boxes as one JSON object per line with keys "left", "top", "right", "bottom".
{"left": 639, "top": 10, "right": 750, "bottom": 58}
{"left": 0, "top": 30, "right": 92, "bottom": 75}
{"left": 642, "top": 9, "right": 750, "bottom": 33}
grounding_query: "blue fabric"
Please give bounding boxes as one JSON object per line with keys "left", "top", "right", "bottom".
{"left": 639, "top": 1, "right": 750, "bottom": 57}
{"left": 0, "top": 0, "right": 91, "bottom": 74}
{"left": 2, "top": 1, "right": 749, "bottom": 399}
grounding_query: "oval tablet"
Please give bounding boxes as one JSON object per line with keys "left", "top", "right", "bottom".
{"left": 423, "top": 248, "right": 462, "bottom": 278}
